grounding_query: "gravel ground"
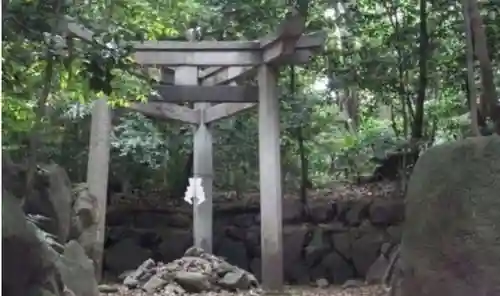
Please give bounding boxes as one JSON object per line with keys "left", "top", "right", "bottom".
{"left": 99, "top": 284, "right": 389, "bottom": 296}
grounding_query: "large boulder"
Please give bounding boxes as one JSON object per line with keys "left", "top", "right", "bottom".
{"left": 2, "top": 191, "right": 63, "bottom": 296}
{"left": 23, "top": 164, "right": 73, "bottom": 243}
{"left": 399, "top": 136, "right": 500, "bottom": 296}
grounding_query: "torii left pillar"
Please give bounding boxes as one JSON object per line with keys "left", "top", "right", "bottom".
{"left": 174, "top": 67, "right": 214, "bottom": 252}
{"left": 86, "top": 97, "right": 112, "bottom": 281}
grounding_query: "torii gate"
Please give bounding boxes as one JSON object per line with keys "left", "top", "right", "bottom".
{"left": 64, "top": 13, "right": 325, "bottom": 291}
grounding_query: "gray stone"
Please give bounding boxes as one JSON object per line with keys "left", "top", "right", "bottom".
{"left": 380, "top": 242, "right": 394, "bottom": 257}
{"left": 163, "top": 282, "right": 186, "bottom": 295}
{"left": 23, "top": 164, "right": 73, "bottom": 242}
{"left": 117, "top": 270, "right": 135, "bottom": 280}
{"left": 184, "top": 246, "right": 206, "bottom": 257}
{"left": 2, "top": 191, "right": 62, "bottom": 296}
{"left": 386, "top": 225, "right": 402, "bottom": 243}
{"left": 351, "top": 229, "right": 386, "bottom": 276}
{"left": 341, "top": 279, "right": 363, "bottom": 289}
{"left": 244, "top": 227, "right": 260, "bottom": 257}
{"left": 284, "top": 259, "right": 310, "bottom": 284}
{"left": 365, "top": 254, "right": 390, "bottom": 284}
{"left": 37, "top": 288, "right": 58, "bottom": 296}
{"left": 400, "top": 136, "right": 500, "bottom": 296}
{"left": 72, "top": 184, "right": 98, "bottom": 231}
{"left": 249, "top": 258, "right": 262, "bottom": 281}
{"left": 105, "top": 238, "right": 152, "bottom": 274}
{"left": 283, "top": 225, "right": 309, "bottom": 279}
{"left": 369, "top": 200, "right": 404, "bottom": 226}
{"left": 304, "top": 228, "right": 329, "bottom": 265}
{"left": 316, "top": 278, "right": 329, "bottom": 288}
{"left": 158, "top": 229, "right": 192, "bottom": 263}
{"left": 321, "top": 251, "right": 355, "bottom": 284}
{"left": 232, "top": 214, "right": 256, "bottom": 228}
{"left": 166, "top": 213, "right": 192, "bottom": 228}
{"left": 308, "top": 202, "right": 331, "bottom": 223}
{"left": 282, "top": 199, "right": 303, "bottom": 223}
{"left": 344, "top": 201, "right": 370, "bottom": 226}
{"left": 215, "top": 238, "right": 248, "bottom": 270}
{"left": 123, "top": 277, "right": 139, "bottom": 288}
{"left": 98, "top": 284, "right": 119, "bottom": 293}
{"left": 142, "top": 274, "right": 168, "bottom": 293}
{"left": 218, "top": 269, "right": 251, "bottom": 290}
{"left": 123, "top": 258, "right": 156, "bottom": 288}
{"left": 174, "top": 271, "right": 211, "bottom": 292}
{"left": 56, "top": 240, "right": 99, "bottom": 296}
{"left": 331, "top": 231, "right": 352, "bottom": 259}
{"left": 134, "top": 212, "right": 172, "bottom": 229}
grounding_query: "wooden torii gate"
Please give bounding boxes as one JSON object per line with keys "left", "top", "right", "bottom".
{"left": 64, "top": 13, "right": 325, "bottom": 291}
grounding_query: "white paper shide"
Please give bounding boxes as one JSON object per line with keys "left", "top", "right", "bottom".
{"left": 184, "top": 177, "right": 206, "bottom": 205}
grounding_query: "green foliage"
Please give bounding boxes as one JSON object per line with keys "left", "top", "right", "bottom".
{"left": 2, "top": 0, "right": 499, "bottom": 195}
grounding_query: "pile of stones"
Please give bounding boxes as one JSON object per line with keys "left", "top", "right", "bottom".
{"left": 120, "top": 247, "right": 260, "bottom": 295}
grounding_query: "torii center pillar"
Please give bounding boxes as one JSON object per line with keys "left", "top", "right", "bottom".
{"left": 174, "top": 66, "right": 214, "bottom": 252}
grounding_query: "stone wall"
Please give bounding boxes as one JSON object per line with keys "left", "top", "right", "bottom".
{"left": 104, "top": 196, "right": 404, "bottom": 285}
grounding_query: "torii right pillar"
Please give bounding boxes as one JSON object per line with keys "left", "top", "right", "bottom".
{"left": 257, "top": 64, "right": 284, "bottom": 292}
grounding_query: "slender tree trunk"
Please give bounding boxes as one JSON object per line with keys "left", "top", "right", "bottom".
{"left": 411, "top": 0, "right": 429, "bottom": 140}
{"left": 383, "top": 0, "right": 414, "bottom": 138}
{"left": 462, "top": 0, "right": 481, "bottom": 136}
{"left": 290, "top": 65, "right": 309, "bottom": 216}
{"left": 25, "top": 0, "right": 63, "bottom": 200}
{"left": 468, "top": 0, "right": 500, "bottom": 134}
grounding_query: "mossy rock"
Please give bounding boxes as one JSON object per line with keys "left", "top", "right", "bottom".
{"left": 400, "top": 135, "right": 500, "bottom": 296}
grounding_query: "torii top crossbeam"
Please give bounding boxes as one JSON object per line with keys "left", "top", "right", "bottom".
{"left": 62, "top": 13, "right": 325, "bottom": 68}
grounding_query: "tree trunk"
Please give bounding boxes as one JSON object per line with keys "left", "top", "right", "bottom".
{"left": 462, "top": 0, "right": 481, "bottom": 136}
{"left": 468, "top": 0, "right": 500, "bottom": 134}
{"left": 290, "top": 65, "right": 310, "bottom": 216}
{"left": 411, "top": 0, "right": 429, "bottom": 141}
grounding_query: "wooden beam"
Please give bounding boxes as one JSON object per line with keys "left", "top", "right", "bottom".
{"left": 200, "top": 66, "right": 255, "bottom": 86}
{"left": 134, "top": 51, "right": 261, "bottom": 66}
{"left": 257, "top": 65, "right": 284, "bottom": 291}
{"left": 139, "top": 66, "right": 175, "bottom": 84}
{"left": 63, "top": 18, "right": 260, "bottom": 66}
{"left": 134, "top": 40, "right": 259, "bottom": 50}
{"left": 203, "top": 103, "right": 256, "bottom": 123}
{"left": 199, "top": 49, "right": 314, "bottom": 86}
{"left": 197, "top": 30, "right": 326, "bottom": 87}
{"left": 151, "top": 85, "right": 259, "bottom": 103}
{"left": 294, "top": 31, "right": 327, "bottom": 50}
{"left": 260, "top": 13, "right": 305, "bottom": 63}
{"left": 127, "top": 102, "right": 199, "bottom": 124}
{"left": 131, "top": 33, "right": 324, "bottom": 66}
{"left": 63, "top": 16, "right": 324, "bottom": 52}
{"left": 63, "top": 17, "right": 324, "bottom": 67}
